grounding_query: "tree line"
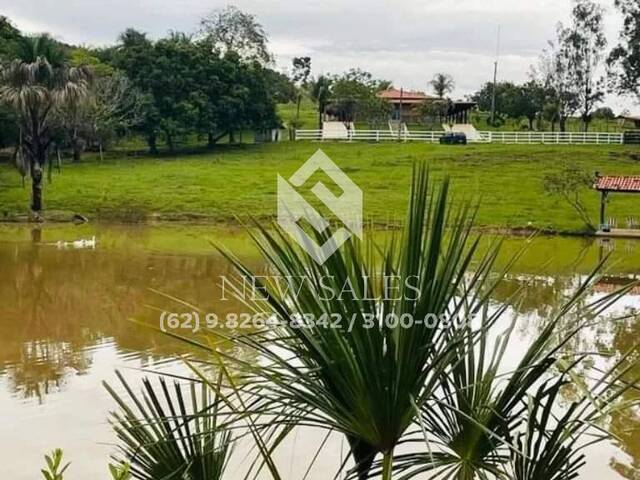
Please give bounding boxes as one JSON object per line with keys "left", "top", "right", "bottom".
{"left": 473, "top": 0, "right": 639, "bottom": 132}
{"left": 290, "top": 0, "right": 639, "bottom": 133}
{"left": 0, "top": 7, "right": 291, "bottom": 216}
{"left": 0, "top": 0, "right": 638, "bottom": 216}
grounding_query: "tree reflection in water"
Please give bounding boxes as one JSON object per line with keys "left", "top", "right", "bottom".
{"left": 491, "top": 271, "right": 640, "bottom": 479}
{"left": 0, "top": 227, "right": 254, "bottom": 402}
{"left": 0, "top": 226, "right": 637, "bottom": 477}
{"left": 608, "top": 315, "right": 640, "bottom": 479}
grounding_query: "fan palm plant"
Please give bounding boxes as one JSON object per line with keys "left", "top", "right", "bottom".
{"left": 104, "top": 371, "right": 233, "bottom": 480}
{"left": 509, "top": 342, "right": 640, "bottom": 480}
{"left": 204, "top": 164, "right": 511, "bottom": 480}
{"left": 379, "top": 266, "right": 639, "bottom": 480}
{"left": 0, "top": 35, "right": 91, "bottom": 215}
{"left": 145, "top": 163, "right": 638, "bottom": 479}
{"left": 510, "top": 376, "right": 588, "bottom": 480}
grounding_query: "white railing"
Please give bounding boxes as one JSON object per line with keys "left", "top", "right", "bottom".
{"left": 294, "top": 129, "right": 624, "bottom": 145}
{"left": 295, "top": 129, "right": 446, "bottom": 142}
{"left": 479, "top": 131, "right": 624, "bottom": 144}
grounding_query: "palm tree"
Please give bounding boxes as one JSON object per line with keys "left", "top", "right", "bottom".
{"left": 213, "top": 165, "right": 505, "bottom": 479}
{"left": 0, "top": 35, "right": 91, "bottom": 216}
{"left": 430, "top": 73, "right": 455, "bottom": 99}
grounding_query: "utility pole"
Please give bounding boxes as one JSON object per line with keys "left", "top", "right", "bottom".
{"left": 398, "top": 87, "right": 404, "bottom": 141}
{"left": 490, "top": 26, "right": 501, "bottom": 127}
{"left": 318, "top": 85, "right": 324, "bottom": 131}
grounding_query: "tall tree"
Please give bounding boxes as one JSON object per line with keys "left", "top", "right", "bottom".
{"left": 535, "top": 26, "right": 580, "bottom": 132}
{"left": 608, "top": 0, "right": 640, "bottom": 103}
{"left": 506, "top": 81, "right": 546, "bottom": 130}
{"left": 57, "top": 49, "right": 115, "bottom": 162}
{"left": 58, "top": 48, "right": 141, "bottom": 161}
{"left": 146, "top": 33, "right": 201, "bottom": 151}
{"left": 0, "top": 17, "right": 21, "bottom": 149}
{"left": 86, "top": 72, "right": 146, "bottom": 159}
{"left": 328, "top": 69, "right": 390, "bottom": 123}
{"left": 564, "top": 0, "right": 607, "bottom": 131}
{"left": 471, "top": 81, "right": 518, "bottom": 125}
{"left": 198, "top": 6, "right": 271, "bottom": 65}
{"left": 429, "top": 73, "right": 454, "bottom": 98}
{"left": 292, "top": 56, "right": 311, "bottom": 121}
{"left": 192, "top": 37, "right": 278, "bottom": 144}
{"left": 472, "top": 81, "right": 545, "bottom": 129}
{"left": 239, "top": 63, "right": 280, "bottom": 134}
{"left": 112, "top": 29, "right": 160, "bottom": 153}
{"left": 292, "top": 56, "right": 311, "bottom": 86}
{"left": 114, "top": 28, "right": 278, "bottom": 151}
{"left": 264, "top": 69, "right": 296, "bottom": 104}
{"left": 0, "top": 16, "right": 21, "bottom": 61}
{"left": 0, "top": 35, "right": 91, "bottom": 216}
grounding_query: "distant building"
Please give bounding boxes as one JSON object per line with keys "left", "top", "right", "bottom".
{"left": 377, "top": 88, "right": 434, "bottom": 122}
{"left": 376, "top": 87, "right": 476, "bottom": 124}
{"left": 619, "top": 114, "right": 640, "bottom": 129}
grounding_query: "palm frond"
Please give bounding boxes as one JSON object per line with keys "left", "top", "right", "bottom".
{"left": 209, "top": 163, "right": 505, "bottom": 479}
{"left": 388, "top": 265, "right": 638, "bottom": 479}
{"left": 104, "top": 370, "right": 233, "bottom": 480}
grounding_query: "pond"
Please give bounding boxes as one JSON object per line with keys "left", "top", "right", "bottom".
{"left": 0, "top": 223, "right": 638, "bottom": 479}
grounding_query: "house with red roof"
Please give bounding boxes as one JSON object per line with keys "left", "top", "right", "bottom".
{"left": 377, "top": 87, "right": 476, "bottom": 124}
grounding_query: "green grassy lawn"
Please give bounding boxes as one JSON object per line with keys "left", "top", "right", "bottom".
{"left": 277, "top": 98, "right": 319, "bottom": 130}
{"left": 1, "top": 142, "right": 639, "bottom": 233}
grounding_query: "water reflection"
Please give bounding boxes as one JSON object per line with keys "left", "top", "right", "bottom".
{"left": 609, "top": 315, "right": 640, "bottom": 479}
{"left": 0, "top": 225, "right": 638, "bottom": 478}
{"left": 494, "top": 271, "right": 640, "bottom": 479}
{"left": 0, "top": 226, "right": 255, "bottom": 403}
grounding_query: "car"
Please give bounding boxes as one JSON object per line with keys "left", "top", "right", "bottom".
{"left": 439, "top": 132, "right": 467, "bottom": 145}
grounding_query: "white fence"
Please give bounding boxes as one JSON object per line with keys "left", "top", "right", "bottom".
{"left": 478, "top": 131, "right": 623, "bottom": 144}
{"left": 294, "top": 129, "right": 445, "bottom": 142}
{"left": 294, "top": 129, "right": 624, "bottom": 145}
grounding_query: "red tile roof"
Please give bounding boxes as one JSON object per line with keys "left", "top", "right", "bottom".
{"left": 594, "top": 175, "right": 640, "bottom": 192}
{"left": 377, "top": 88, "right": 435, "bottom": 103}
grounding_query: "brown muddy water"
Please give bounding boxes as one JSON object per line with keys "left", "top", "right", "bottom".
{"left": 0, "top": 223, "right": 638, "bottom": 479}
